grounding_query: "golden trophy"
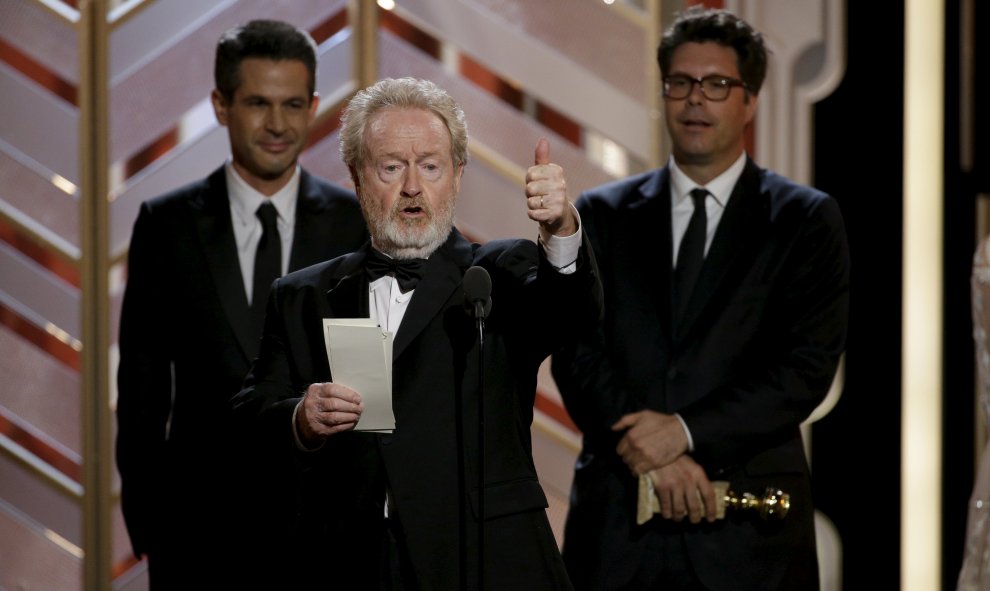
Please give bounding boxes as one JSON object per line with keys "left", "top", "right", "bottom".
{"left": 637, "top": 475, "right": 790, "bottom": 525}
{"left": 710, "top": 480, "right": 789, "bottom": 519}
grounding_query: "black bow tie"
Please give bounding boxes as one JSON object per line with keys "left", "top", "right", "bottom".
{"left": 365, "top": 249, "right": 427, "bottom": 293}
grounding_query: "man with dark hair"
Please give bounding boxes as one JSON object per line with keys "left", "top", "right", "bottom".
{"left": 231, "top": 76, "right": 600, "bottom": 589}
{"left": 214, "top": 19, "right": 318, "bottom": 102}
{"left": 115, "top": 19, "right": 368, "bottom": 588}
{"left": 552, "top": 7, "right": 849, "bottom": 590}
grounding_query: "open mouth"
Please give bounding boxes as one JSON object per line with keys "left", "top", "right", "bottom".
{"left": 400, "top": 205, "right": 426, "bottom": 217}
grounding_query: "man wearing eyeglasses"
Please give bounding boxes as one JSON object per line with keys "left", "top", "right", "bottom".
{"left": 551, "top": 6, "right": 849, "bottom": 591}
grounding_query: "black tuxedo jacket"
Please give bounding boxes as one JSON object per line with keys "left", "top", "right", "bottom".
{"left": 551, "top": 159, "right": 850, "bottom": 591}
{"left": 231, "top": 228, "right": 601, "bottom": 590}
{"left": 115, "top": 166, "right": 368, "bottom": 578}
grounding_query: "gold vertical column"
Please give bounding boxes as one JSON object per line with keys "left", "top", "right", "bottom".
{"left": 78, "top": 0, "right": 112, "bottom": 589}
{"left": 351, "top": 0, "right": 379, "bottom": 92}
{"left": 901, "top": 0, "right": 945, "bottom": 589}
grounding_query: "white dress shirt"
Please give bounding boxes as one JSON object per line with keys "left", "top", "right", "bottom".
{"left": 667, "top": 152, "right": 747, "bottom": 451}
{"left": 226, "top": 161, "right": 300, "bottom": 305}
{"left": 668, "top": 152, "right": 747, "bottom": 267}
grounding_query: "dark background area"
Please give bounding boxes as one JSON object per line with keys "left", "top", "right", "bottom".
{"left": 812, "top": 1, "right": 985, "bottom": 588}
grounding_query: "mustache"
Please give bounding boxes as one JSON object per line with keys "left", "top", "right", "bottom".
{"left": 391, "top": 197, "right": 432, "bottom": 216}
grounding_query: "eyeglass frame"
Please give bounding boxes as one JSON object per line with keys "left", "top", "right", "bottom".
{"left": 662, "top": 74, "right": 749, "bottom": 102}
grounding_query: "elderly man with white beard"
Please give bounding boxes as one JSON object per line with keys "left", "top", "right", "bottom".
{"left": 231, "top": 77, "right": 601, "bottom": 590}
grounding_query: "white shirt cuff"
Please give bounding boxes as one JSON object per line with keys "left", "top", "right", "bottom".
{"left": 674, "top": 412, "right": 695, "bottom": 452}
{"left": 538, "top": 204, "right": 582, "bottom": 274}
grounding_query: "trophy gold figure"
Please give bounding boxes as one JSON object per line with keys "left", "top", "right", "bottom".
{"left": 637, "top": 475, "right": 790, "bottom": 525}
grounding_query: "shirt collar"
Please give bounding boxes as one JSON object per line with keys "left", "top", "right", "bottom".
{"left": 668, "top": 152, "right": 747, "bottom": 208}
{"left": 225, "top": 160, "right": 300, "bottom": 226}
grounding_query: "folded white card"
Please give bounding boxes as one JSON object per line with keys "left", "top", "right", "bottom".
{"left": 323, "top": 318, "right": 395, "bottom": 432}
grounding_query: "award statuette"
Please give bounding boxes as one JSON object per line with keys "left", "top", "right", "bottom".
{"left": 637, "top": 475, "right": 790, "bottom": 525}
{"left": 710, "top": 480, "right": 789, "bottom": 520}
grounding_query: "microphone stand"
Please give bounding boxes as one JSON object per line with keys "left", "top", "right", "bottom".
{"left": 463, "top": 266, "right": 491, "bottom": 590}
{"left": 473, "top": 298, "right": 486, "bottom": 591}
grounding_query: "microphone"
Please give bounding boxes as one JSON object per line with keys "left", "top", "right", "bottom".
{"left": 463, "top": 266, "right": 492, "bottom": 319}
{"left": 463, "top": 265, "right": 491, "bottom": 590}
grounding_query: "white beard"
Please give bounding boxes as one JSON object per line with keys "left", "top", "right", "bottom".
{"left": 360, "top": 191, "right": 456, "bottom": 260}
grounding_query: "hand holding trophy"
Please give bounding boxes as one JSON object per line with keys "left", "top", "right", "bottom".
{"left": 636, "top": 474, "right": 790, "bottom": 525}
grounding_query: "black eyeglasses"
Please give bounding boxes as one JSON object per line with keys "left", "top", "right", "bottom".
{"left": 662, "top": 75, "right": 747, "bottom": 101}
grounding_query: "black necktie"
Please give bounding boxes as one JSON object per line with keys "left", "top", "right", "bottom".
{"left": 252, "top": 202, "right": 281, "bottom": 325}
{"left": 674, "top": 188, "right": 708, "bottom": 320}
{"left": 365, "top": 248, "right": 427, "bottom": 293}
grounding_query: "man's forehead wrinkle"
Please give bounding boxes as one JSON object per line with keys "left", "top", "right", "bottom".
{"left": 366, "top": 116, "right": 450, "bottom": 163}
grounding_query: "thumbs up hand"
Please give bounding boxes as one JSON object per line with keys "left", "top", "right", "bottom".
{"left": 525, "top": 137, "right": 577, "bottom": 237}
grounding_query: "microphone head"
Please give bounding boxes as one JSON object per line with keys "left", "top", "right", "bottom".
{"left": 463, "top": 266, "right": 492, "bottom": 301}
{"left": 463, "top": 266, "right": 493, "bottom": 318}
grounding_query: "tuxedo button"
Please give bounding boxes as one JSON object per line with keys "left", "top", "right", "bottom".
{"left": 381, "top": 435, "right": 393, "bottom": 446}
{"left": 666, "top": 366, "right": 678, "bottom": 380}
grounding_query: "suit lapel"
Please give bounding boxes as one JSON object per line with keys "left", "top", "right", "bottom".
{"left": 629, "top": 170, "right": 674, "bottom": 344}
{"left": 193, "top": 168, "right": 257, "bottom": 360}
{"left": 324, "top": 251, "right": 369, "bottom": 319}
{"left": 677, "top": 159, "right": 769, "bottom": 336}
{"left": 392, "top": 230, "right": 473, "bottom": 360}
{"left": 289, "top": 171, "right": 326, "bottom": 272}
{"left": 324, "top": 233, "right": 469, "bottom": 360}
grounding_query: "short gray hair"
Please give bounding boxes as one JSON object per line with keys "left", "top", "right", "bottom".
{"left": 339, "top": 77, "right": 469, "bottom": 170}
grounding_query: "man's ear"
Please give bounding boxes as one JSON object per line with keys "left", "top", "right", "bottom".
{"left": 307, "top": 93, "right": 320, "bottom": 122}
{"left": 453, "top": 162, "right": 465, "bottom": 195}
{"left": 744, "top": 93, "right": 759, "bottom": 126}
{"left": 348, "top": 165, "right": 361, "bottom": 192}
{"left": 211, "top": 89, "right": 228, "bottom": 126}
